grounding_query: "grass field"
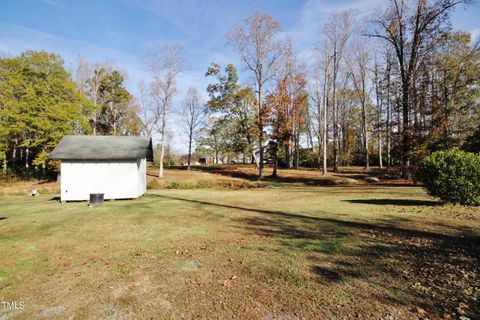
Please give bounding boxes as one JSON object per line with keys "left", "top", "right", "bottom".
{"left": 1, "top": 167, "right": 479, "bottom": 319}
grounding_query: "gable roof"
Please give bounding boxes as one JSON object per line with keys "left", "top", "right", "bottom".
{"left": 49, "top": 135, "right": 153, "bottom": 161}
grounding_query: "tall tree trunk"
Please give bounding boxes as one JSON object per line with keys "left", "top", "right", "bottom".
{"left": 322, "top": 64, "right": 329, "bottom": 175}
{"left": 316, "top": 93, "right": 323, "bottom": 169}
{"left": 12, "top": 140, "right": 17, "bottom": 169}
{"left": 402, "top": 84, "right": 411, "bottom": 179}
{"left": 12, "top": 142, "right": 17, "bottom": 161}
{"left": 378, "top": 126, "right": 383, "bottom": 169}
{"left": 258, "top": 82, "right": 264, "bottom": 179}
{"left": 365, "top": 130, "right": 369, "bottom": 170}
{"left": 285, "top": 143, "right": 290, "bottom": 169}
{"left": 158, "top": 108, "right": 167, "bottom": 178}
{"left": 245, "top": 135, "right": 258, "bottom": 168}
{"left": 386, "top": 64, "right": 392, "bottom": 169}
{"left": 332, "top": 56, "right": 339, "bottom": 173}
{"left": 374, "top": 65, "right": 383, "bottom": 169}
{"left": 187, "top": 131, "right": 192, "bottom": 171}
{"left": 361, "top": 101, "right": 369, "bottom": 170}
{"left": 251, "top": 151, "right": 257, "bottom": 167}
{"left": 290, "top": 142, "right": 294, "bottom": 168}
{"left": 92, "top": 110, "right": 97, "bottom": 136}
{"left": 295, "top": 132, "right": 300, "bottom": 169}
{"left": 25, "top": 148, "right": 29, "bottom": 168}
{"left": 317, "top": 140, "right": 322, "bottom": 169}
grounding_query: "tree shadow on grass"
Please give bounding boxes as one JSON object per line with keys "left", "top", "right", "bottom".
{"left": 344, "top": 199, "right": 439, "bottom": 206}
{"left": 151, "top": 193, "right": 480, "bottom": 318}
{"left": 150, "top": 194, "right": 474, "bottom": 242}
{"left": 237, "top": 214, "right": 479, "bottom": 318}
{"left": 312, "top": 266, "right": 343, "bottom": 281}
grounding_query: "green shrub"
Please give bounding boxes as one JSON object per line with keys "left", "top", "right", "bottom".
{"left": 417, "top": 149, "right": 480, "bottom": 205}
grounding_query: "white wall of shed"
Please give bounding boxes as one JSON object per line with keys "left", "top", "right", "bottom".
{"left": 136, "top": 158, "right": 147, "bottom": 196}
{"left": 60, "top": 160, "right": 146, "bottom": 201}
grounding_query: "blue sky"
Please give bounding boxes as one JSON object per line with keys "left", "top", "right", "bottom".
{"left": 1, "top": 0, "right": 479, "bottom": 151}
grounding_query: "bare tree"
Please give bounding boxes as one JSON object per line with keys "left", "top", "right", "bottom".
{"left": 350, "top": 40, "right": 372, "bottom": 170}
{"left": 75, "top": 56, "right": 92, "bottom": 96}
{"left": 311, "top": 41, "right": 332, "bottom": 175}
{"left": 322, "top": 10, "right": 355, "bottom": 172}
{"left": 373, "top": 56, "right": 384, "bottom": 169}
{"left": 74, "top": 58, "right": 111, "bottom": 135}
{"left": 308, "top": 63, "right": 324, "bottom": 170}
{"left": 386, "top": 55, "right": 392, "bottom": 168}
{"left": 227, "top": 11, "right": 283, "bottom": 179}
{"left": 138, "top": 80, "right": 160, "bottom": 137}
{"left": 368, "top": 0, "right": 469, "bottom": 177}
{"left": 274, "top": 39, "right": 308, "bottom": 169}
{"left": 144, "top": 43, "right": 184, "bottom": 178}
{"left": 179, "top": 87, "right": 204, "bottom": 170}
{"left": 321, "top": 52, "right": 331, "bottom": 175}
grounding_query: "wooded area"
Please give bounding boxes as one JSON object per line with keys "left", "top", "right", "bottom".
{"left": 1, "top": 0, "right": 479, "bottom": 179}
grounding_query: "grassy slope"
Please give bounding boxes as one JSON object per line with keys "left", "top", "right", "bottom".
{"left": 0, "top": 186, "right": 479, "bottom": 319}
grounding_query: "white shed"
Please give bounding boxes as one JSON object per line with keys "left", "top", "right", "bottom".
{"left": 49, "top": 135, "right": 153, "bottom": 202}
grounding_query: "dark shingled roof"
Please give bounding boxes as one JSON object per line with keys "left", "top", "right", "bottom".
{"left": 49, "top": 135, "right": 153, "bottom": 161}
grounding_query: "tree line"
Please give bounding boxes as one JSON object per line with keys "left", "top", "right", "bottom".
{"left": 195, "top": 0, "right": 480, "bottom": 179}
{"left": 0, "top": 51, "right": 140, "bottom": 177}
{"left": 1, "top": 0, "right": 479, "bottom": 180}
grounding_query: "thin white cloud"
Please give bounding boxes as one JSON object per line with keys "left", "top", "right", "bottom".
{"left": 303, "top": 0, "right": 385, "bottom": 15}
{"left": 285, "top": 0, "right": 386, "bottom": 47}
{"left": 122, "top": 0, "right": 256, "bottom": 52}
{"left": 0, "top": 22, "right": 146, "bottom": 92}
{"left": 40, "top": 0, "right": 63, "bottom": 9}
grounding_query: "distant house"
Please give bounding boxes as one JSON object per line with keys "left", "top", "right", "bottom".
{"left": 49, "top": 135, "right": 153, "bottom": 202}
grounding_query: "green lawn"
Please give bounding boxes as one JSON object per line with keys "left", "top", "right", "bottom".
{"left": 0, "top": 186, "right": 479, "bottom": 319}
